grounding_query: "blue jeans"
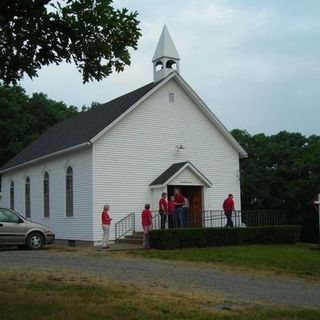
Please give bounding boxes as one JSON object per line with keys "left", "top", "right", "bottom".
{"left": 173, "top": 207, "right": 184, "bottom": 228}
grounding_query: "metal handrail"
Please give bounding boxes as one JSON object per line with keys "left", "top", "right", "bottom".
{"left": 151, "top": 209, "right": 287, "bottom": 229}
{"left": 115, "top": 210, "right": 287, "bottom": 234}
{"left": 152, "top": 211, "right": 160, "bottom": 229}
{"left": 115, "top": 212, "right": 135, "bottom": 241}
{"left": 201, "top": 209, "right": 287, "bottom": 228}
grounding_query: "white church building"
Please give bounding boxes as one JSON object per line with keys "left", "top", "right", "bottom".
{"left": 0, "top": 26, "right": 247, "bottom": 244}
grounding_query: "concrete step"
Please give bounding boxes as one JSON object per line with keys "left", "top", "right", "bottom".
{"left": 117, "top": 238, "right": 142, "bottom": 244}
{"left": 132, "top": 231, "right": 144, "bottom": 236}
{"left": 115, "top": 231, "right": 143, "bottom": 244}
{"left": 124, "top": 235, "right": 143, "bottom": 240}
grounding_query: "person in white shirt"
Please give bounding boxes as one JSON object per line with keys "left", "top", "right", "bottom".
{"left": 182, "top": 197, "right": 189, "bottom": 228}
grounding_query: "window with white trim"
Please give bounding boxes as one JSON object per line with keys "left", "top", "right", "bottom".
{"left": 43, "top": 172, "right": 49, "bottom": 218}
{"left": 25, "top": 177, "right": 31, "bottom": 218}
{"left": 10, "top": 181, "right": 14, "bottom": 210}
{"left": 66, "top": 166, "right": 73, "bottom": 217}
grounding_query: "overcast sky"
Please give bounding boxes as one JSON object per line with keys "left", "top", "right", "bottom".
{"left": 21, "top": 0, "right": 320, "bottom": 136}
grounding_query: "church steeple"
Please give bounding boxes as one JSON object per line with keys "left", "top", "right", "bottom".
{"left": 152, "top": 25, "right": 180, "bottom": 82}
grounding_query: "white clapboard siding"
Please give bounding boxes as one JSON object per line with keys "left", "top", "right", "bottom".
{"left": 170, "top": 167, "right": 205, "bottom": 186}
{"left": 1, "top": 148, "right": 93, "bottom": 241}
{"left": 92, "top": 78, "right": 241, "bottom": 241}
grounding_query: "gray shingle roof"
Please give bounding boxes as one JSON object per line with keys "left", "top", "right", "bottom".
{"left": 1, "top": 81, "right": 158, "bottom": 171}
{"left": 150, "top": 161, "right": 213, "bottom": 187}
{"left": 150, "top": 162, "right": 188, "bottom": 186}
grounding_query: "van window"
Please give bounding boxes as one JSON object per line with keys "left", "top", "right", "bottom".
{"left": 0, "top": 208, "right": 20, "bottom": 223}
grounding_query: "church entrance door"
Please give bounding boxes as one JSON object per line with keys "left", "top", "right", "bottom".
{"left": 167, "top": 185, "right": 203, "bottom": 227}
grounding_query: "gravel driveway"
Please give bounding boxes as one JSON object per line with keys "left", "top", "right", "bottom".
{"left": 1, "top": 248, "right": 320, "bottom": 309}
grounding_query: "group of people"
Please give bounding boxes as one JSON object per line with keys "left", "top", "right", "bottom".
{"left": 158, "top": 188, "right": 190, "bottom": 230}
{"left": 141, "top": 188, "right": 189, "bottom": 247}
{"left": 100, "top": 191, "right": 236, "bottom": 249}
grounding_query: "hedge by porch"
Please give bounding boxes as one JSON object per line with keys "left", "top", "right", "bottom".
{"left": 148, "top": 225, "right": 302, "bottom": 249}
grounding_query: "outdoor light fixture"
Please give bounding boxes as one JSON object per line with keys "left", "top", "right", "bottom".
{"left": 176, "top": 144, "right": 185, "bottom": 151}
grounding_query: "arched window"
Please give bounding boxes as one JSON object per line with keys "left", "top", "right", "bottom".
{"left": 66, "top": 166, "right": 73, "bottom": 217}
{"left": 166, "top": 60, "right": 177, "bottom": 70}
{"left": 10, "top": 181, "right": 14, "bottom": 210}
{"left": 43, "top": 172, "right": 49, "bottom": 218}
{"left": 155, "top": 60, "right": 163, "bottom": 71}
{"left": 25, "top": 177, "right": 31, "bottom": 218}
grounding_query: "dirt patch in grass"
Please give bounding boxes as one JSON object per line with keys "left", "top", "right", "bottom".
{"left": 1, "top": 269, "right": 320, "bottom": 320}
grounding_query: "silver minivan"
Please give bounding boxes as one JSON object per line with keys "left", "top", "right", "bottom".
{"left": 0, "top": 207, "right": 55, "bottom": 249}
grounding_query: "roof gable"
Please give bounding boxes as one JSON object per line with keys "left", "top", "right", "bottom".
{"left": 91, "top": 72, "right": 247, "bottom": 157}
{"left": 171, "top": 73, "right": 247, "bottom": 158}
{"left": 1, "top": 72, "right": 247, "bottom": 173}
{"left": 150, "top": 162, "right": 212, "bottom": 188}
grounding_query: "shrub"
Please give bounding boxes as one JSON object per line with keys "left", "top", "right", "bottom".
{"left": 148, "top": 225, "right": 302, "bottom": 249}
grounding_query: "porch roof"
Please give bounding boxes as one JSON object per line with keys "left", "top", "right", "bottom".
{"left": 150, "top": 161, "right": 212, "bottom": 188}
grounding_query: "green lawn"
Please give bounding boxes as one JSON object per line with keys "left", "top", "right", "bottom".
{"left": 126, "top": 243, "right": 320, "bottom": 280}
{"left": 1, "top": 270, "right": 320, "bottom": 320}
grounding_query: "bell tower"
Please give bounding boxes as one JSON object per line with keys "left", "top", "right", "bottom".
{"left": 152, "top": 25, "right": 180, "bottom": 82}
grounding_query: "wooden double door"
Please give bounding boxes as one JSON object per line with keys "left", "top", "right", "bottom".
{"left": 167, "top": 185, "right": 203, "bottom": 227}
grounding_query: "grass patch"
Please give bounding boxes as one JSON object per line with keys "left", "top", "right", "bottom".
{"left": 125, "top": 243, "right": 320, "bottom": 280}
{"left": 1, "top": 270, "right": 320, "bottom": 320}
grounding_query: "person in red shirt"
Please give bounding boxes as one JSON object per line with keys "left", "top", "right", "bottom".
{"left": 223, "top": 194, "right": 235, "bottom": 228}
{"left": 167, "top": 195, "right": 175, "bottom": 229}
{"left": 173, "top": 188, "right": 185, "bottom": 228}
{"left": 159, "top": 192, "right": 168, "bottom": 229}
{"left": 101, "top": 204, "right": 112, "bottom": 249}
{"left": 141, "top": 203, "right": 153, "bottom": 248}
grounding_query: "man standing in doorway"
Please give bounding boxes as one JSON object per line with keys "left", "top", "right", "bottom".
{"left": 101, "top": 204, "right": 112, "bottom": 249}
{"left": 173, "top": 188, "right": 185, "bottom": 228}
{"left": 223, "top": 194, "right": 235, "bottom": 228}
{"left": 159, "top": 192, "right": 168, "bottom": 229}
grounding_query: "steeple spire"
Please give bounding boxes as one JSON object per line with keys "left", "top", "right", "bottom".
{"left": 152, "top": 25, "right": 180, "bottom": 82}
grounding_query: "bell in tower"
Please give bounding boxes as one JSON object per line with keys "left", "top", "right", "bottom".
{"left": 152, "top": 25, "right": 180, "bottom": 82}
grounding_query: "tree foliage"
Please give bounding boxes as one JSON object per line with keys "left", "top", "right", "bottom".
{"left": 232, "top": 129, "right": 320, "bottom": 242}
{"left": 0, "top": 0, "right": 141, "bottom": 84}
{"left": 0, "top": 84, "right": 78, "bottom": 166}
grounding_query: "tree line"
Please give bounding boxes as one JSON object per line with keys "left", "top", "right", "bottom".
{"left": 0, "top": 86, "right": 319, "bottom": 242}
{"left": 0, "top": 85, "right": 99, "bottom": 167}
{"left": 232, "top": 129, "right": 320, "bottom": 242}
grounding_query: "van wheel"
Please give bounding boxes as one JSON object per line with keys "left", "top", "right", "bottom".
{"left": 26, "top": 232, "right": 44, "bottom": 250}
